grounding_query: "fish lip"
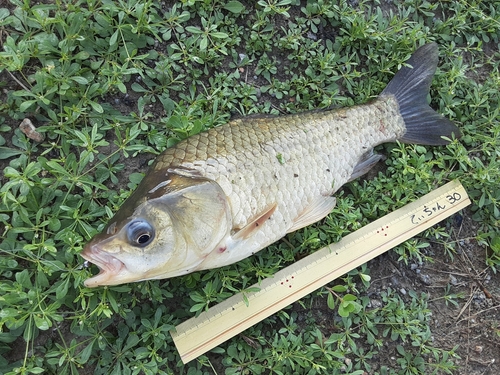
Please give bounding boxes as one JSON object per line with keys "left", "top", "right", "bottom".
{"left": 80, "top": 244, "right": 125, "bottom": 287}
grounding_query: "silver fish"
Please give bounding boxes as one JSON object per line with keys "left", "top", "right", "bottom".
{"left": 81, "top": 43, "right": 460, "bottom": 287}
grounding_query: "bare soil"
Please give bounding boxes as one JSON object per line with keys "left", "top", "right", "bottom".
{"left": 367, "top": 212, "right": 500, "bottom": 374}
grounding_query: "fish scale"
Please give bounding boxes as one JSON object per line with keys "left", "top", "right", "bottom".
{"left": 81, "top": 43, "right": 460, "bottom": 287}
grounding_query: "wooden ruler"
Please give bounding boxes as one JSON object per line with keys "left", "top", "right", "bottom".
{"left": 171, "top": 180, "right": 470, "bottom": 363}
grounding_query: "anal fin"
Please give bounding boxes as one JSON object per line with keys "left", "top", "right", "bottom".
{"left": 233, "top": 203, "right": 278, "bottom": 241}
{"left": 348, "top": 151, "right": 383, "bottom": 182}
{"left": 287, "top": 196, "right": 336, "bottom": 233}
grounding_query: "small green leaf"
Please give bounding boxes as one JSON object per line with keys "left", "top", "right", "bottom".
{"left": 343, "top": 294, "right": 357, "bottom": 301}
{"left": 0, "top": 8, "right": 10, "bottom": 19}
{"left": 478, "top": 192, "right": 486, "bottom": 208}
{"left": 212, "top": 32, "right": 229, "bottom": 39}
{"left": 360, "top": 273, "right": 371, "bottom": 282}
{"left": 191, "top": 55, "right": 204, "bottom": 64}
{"left": 331, "top": 285, "right": 347, "bottom": 293}
{"left": 19, "top": 100, "right": 37, "bottom": 112}
{"left": 0, "top": 308, "right": 19, "bottom": 319}
{"left": 211, "top": 347, "right": 225, "bottom": 354}
{"left": 34, "top": 315, "right": 51, "bottom": 330}
{"left": 109, "top": 285, "right": 131, "bottom": 293}
{"left": 116, "top": 81, "right": 127, "bottom": 93}
{"left": 186, "top": 26, "right": 202, "bottom": 34}
{"left": 89, "top": 100, "right": 104, "bottom": 113}
{"left": 48, "top": 217, "right": 61, "bottom": 231}
{"left": 223, "top": 1, "right": 245, "bottom": 14}
{"left": 79, "top": 342, "right": 94, "bottom": 363}
{"left": 28, "top": 367, "right": 45, "bottom": 374}
{"left": 200, "top": 36, "right": 208, "bottom": 50}
{"left": 0, "top": 146, "right": 23, "bottom": 159}
{"left": 74, "top": 51, "right": 90, "bottom": 60}
{"left": 45, "top": 160, "right": 70, "bottom": 176}
{"left": 71, "top": 76, "right": 89, "bottom": 84}
{"left": 189, "top": 303, "right": 207, "bottom": 312}
{"left": 131, "top": 83, "right": 148, "bottom": 92}
{"left": 129, "top": 172, "right": 144, "bottom": 185}
{"left": 15, "top": 269, "right": 32, "bottom": 289}
{"left": 55, "top": 279, "right": 69, "bottom": 300}
{"left": 327, "top": 291, "right": 335, "bottom": 309}
{"left": 338, "top": 304, "right": 350, "bottom": 317}
{"left": 109, "top": 30, "right": 119, "bottom": 45}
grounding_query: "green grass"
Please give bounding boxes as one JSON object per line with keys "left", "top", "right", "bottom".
{"left": 0, "top": 0, "right": 499, "bottom": 374}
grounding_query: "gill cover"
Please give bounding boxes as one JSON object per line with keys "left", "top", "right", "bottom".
{"left": 155, "top": 172, "right": 232, "bottom": 256}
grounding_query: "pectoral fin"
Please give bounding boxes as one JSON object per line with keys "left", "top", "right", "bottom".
{"left": 287, "top": 196, "right": 336, "bottom": 233}
{"left": 233, "top": 203, "right": 277, "bottom": 241}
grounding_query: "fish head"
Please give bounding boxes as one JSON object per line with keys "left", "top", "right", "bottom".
{"left": 81, "top": 171, "right": 232, "bottom": 287}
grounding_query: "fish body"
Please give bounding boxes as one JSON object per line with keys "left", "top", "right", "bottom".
{"left": 81, "top": 43, "right": 460, "bottom": 287}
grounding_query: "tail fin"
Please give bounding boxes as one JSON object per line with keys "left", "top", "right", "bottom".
{"left": 381, "top": 43, "right": 460, "bottom": 145}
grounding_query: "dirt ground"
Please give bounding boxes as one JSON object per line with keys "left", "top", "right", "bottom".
{"left": 366, "top": 212, "right": 500, "bottom": 374}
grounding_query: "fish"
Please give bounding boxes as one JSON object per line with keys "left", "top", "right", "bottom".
{"left": 81, "top": 43, "right": 460, "bottom": 287}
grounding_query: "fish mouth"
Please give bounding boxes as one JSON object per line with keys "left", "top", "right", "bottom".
{"left": 80, "top": 244, "right": 125, "bottom": 287}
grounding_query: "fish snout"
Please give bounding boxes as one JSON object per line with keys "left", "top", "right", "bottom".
{"left": 80, "top": 243, "right": 125, "bottom": 287}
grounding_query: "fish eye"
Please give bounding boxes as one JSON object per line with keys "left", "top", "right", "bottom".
{"left": 127, "top": 220, "right": 155, "bottom": 247}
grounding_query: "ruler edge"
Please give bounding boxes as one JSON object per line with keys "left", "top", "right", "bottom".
{"left": 171, "top": 180, "right": 470, "bottom": 362}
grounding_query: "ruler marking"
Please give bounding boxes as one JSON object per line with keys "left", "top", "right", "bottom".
{"left": 172, "top": 180, "right": 470, "bottom": 362}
